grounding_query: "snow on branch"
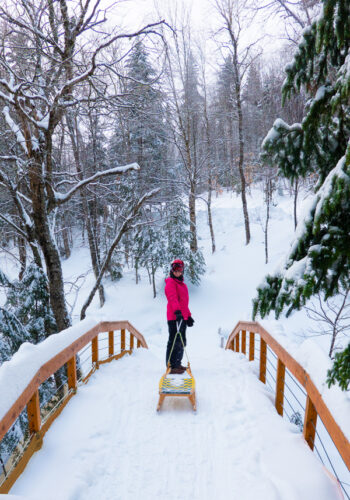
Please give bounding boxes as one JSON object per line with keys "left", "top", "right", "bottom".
{"left": 3, "top": 106, "right": 28, "bottom": 154}
{"left": 54, "top": 163, "right": 140, "bottom": 206}
{"left": 254, "top": 143, "right": 350, "bottom": 319}
{"left": 80, "top": 187, "right": 160, "bottom": 320}
{"left": 0, "top": 213, "right": 27, "bottom": 238}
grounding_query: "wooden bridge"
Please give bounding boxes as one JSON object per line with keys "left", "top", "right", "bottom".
{"left": 0, "top": 320, "right": 349, "bottom": 498}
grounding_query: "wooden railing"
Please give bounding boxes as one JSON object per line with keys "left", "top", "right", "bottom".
{"left": 0, "top": 320, "right": 147, "bottom": 493}
{"left": 226, "top": 321, "right": 350, "bottom": 497}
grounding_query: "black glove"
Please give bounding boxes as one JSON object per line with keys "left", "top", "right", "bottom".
{"left": 187, "top": 316, "right": 194, "bottom": 327}
{"left": 174, "top": 310, "right": 183, "bottom": 322}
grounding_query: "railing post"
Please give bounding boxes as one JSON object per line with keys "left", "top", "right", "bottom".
{"left": 137, "top": 338, "right": 141, "bottom": 348}
{"left": 67, "top": 356, "right": 77, "bottom": 391}
{"left": 108, "top": 331, "right": 114, "bottom": 357}
{"left": 241, "top": 330, "right": 246, "bottom": 355}
{"left": 121, "top": 329, "right": 125, "bottom": 351}
{"left": 259, "top": 339, "right": 267, "bottom": 383}
{"left": 234, "top": 332, "right": 240, "bottom": 352}
{"left": 275, "top": 359, "right": 285, "bottom": 416}
{"left": 27, "top": 390, "right": 41, "bottom": 434}
{"left": 304, "top": 396, "right": 318, "bottom": 451}
{"left": 249, "top": 332, "right": 255, "bottom": 361}
{"left": 92, "top": 336, "right": 99, "bottom": 368}
{"left": 130, "top": 333, "right": 134, "bottom": 350}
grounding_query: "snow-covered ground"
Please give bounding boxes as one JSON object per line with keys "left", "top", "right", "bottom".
{"left": 1, "top": 187, "right": 349, "bottom": 499}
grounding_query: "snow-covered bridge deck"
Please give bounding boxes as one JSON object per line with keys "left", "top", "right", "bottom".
{"left": 9, "top": 337, "right": 343, "bottom": 500}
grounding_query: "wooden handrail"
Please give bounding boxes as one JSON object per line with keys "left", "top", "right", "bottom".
{"left": 0, "top": 320, "right": 147, "bottom": 444}
{"left": 225, "top": 321, "right": 350, "bottom": 472}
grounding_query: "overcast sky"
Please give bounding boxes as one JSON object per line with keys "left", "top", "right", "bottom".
{"left": 101, "top": 0, "right": 290, "bottom": 83}
{"left": 113, "top": 0, "right": 287, "bottom": 56}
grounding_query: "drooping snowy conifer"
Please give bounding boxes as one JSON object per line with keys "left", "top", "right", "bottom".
{"left": 253, "top": 0, "right": 350, "bottom": 389}
{"left": 7, "top": 263, "right": 57, "bottom": 343}
{"left": 165, "top": 197, "right": 205, "bottom": 285}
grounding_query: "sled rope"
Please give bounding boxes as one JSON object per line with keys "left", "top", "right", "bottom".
{"left": 166, "top": 320, "right": 190, "bottom": 367}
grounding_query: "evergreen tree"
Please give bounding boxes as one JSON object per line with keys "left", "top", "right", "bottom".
{"left": 0, "top": 307, "right": 30, "bottom": 364}
{"left": 0, "top": 276, "right": 31, "bottom": 467}
{"left": 7, "top": 263, "right": 57, "bottom": 344}
{"left": 213, "top": 56, "right": 236, "bottom": 187}
{"left": 134, "top": 216, "right": 167, "bottom": 297}
{"left": 165, "top": 197, "right": 205, "bottom": 285}
{"left": 109, "top": 40, "right": 167, "bottom": 195}
{"left": 327, "top": 343, "right": 350, "bottom": 391}
{"left": 253, "top": 0, "right": 350, "bottom": 389}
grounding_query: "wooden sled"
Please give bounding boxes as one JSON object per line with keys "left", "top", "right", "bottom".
{"left": 157, "top": 364, "right": 196, "bottom": 412}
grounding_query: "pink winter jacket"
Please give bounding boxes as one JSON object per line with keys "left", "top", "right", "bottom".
{"left": 165, "top": 277, "right": 191, "bottom": 321}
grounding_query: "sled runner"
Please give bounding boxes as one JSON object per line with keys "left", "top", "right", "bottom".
{"left": 157, "top": 320, "right": 196, "bottom": 412}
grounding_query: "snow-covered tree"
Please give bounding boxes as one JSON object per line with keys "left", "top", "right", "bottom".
{"left": 134, "top": 216, "right": 167, "bottom": 297}
{"left": 0, "top": 1, "right": 165, "bottom": 332}
{"left": 110, "top": 40, "right": 167, "bottom": 197}
{"left": 7, "top": 263, "right": 57, "bottom": 344}
{"left": 253, "top": 0, "right": 350, "bottom": 389}
{"left": 165, "top": 197, "right": 205, "bottom": 285}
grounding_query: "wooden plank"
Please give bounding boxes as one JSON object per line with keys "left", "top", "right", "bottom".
{"left": 259, "top": 339, "right": 266, "bottom": 384}
{"left": 98, "top": 350, "right": 131, "bottom": 366}
{"left": 275, "top": 359, "right": 286, "bottom": 416}
{"left": 0, "top": 391, "right": 75, "bottom": 494}
{"left": 249, "top": 332, "right": 255, "bottom": 361}
{"left": 225, "top": 321, "right": 350, "bottom": 470}
{"left": 108, "top": 331, "right": 114, "bottom": 357}
{"left": 137, "top": 338, "right": 141, "bottom": 348}
{"left": 130, "top": 333, "right": 134, "bottom": 350}
{"left": 99, "top": 321, "right": 148, "bottom": 348}
{"left": 0, "top": 432, "right": 42, "bottom": 494}
{"left": 91, "top": 336, "right": 98, "bottom": 367}
{"left": 241, "top": 330, "right": 246, "bottom": 355}
{"left": 0, "top": 320, "right": 146, "bottom": 442}
{"left": 234, "top": 332, "right": 240, "bottom": 352}
{"left": 27, "top": 390, "right": 40, "bottom": 434}
{"left": 121, "top": 329, "right": 125, "bottom": 351}
{"left": 67, "top": 356, "right": 77, "bottom": 391}
{"left": 304, "top": 396, "right": 318, "bottom": 451}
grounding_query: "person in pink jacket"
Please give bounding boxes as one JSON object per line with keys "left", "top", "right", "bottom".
{"left": 164, "top": 259, "right": 195, "bottom": 374}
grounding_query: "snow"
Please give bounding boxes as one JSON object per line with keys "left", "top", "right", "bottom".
{"left": 9, "top": 350, "right": 343, "bottom": 500}
{"left": 3, "top": 107, "right": 28, "bottom": 154}
{"left": 314, "top": 85, "right": 327, "bottom": 101}
{"left": 36, "top": 115, "right": 50, "bottom": 130}
{"left": 1, "top": 187, "right": 349, "bottom": 499}
{"left": 0, "top": 317, "right": 97, "bottom": 422}
{"left": 53, "top": 164, "right": 140, "bottom": 203}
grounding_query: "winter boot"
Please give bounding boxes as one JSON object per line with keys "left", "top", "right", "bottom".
{"left": 170, "top": 366, "right": 186, "bottom": 374}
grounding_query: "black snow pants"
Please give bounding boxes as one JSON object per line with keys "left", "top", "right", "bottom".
{"left": 166, "top": 320, "right": 187, "bottom": 368}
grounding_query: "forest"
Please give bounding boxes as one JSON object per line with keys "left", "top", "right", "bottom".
{"left": 0, "top": 0, "right": 349, "bottom": 394}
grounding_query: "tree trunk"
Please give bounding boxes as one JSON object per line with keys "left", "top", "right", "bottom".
{"left": 66, "top": 114, "right": 105, "bottom": 307}
{"left": 18, "top": 236, "right": 27, "bottom": 280}
{"left": 135, "top": 258, "right": 139, "bottom": 284}
{"left": 329, "top": 327, "right": 337, "bottom": 358}
{"left": 293, "top": 178, "right": 299, "bottom": 230}
{"left": 62, "top": 226, "right": 71, "bottom": 259}
{"left": 152, "top": 265, "right": 156, "bottom": 298}
{"left": 235, "top": 78, "right": 250, "bottom": 245}
{"left": 208, "top": 174, "right": 216, "bottom": 254}
{"left": 264, "top": 180, "right": 271, "bottom": 264}
{"left": 189, "top": 188, "right": 198, "bottom": 253}
{"left": 30, "top": 169, "right": 70, "bottom": 332}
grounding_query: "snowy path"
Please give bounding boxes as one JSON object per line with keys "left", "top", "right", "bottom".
{"left": 11, "top": 336, "right": 341, "bottom": 500}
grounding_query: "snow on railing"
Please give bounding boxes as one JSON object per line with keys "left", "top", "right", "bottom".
{"left": 226, "top": 321, "right": 350, "bottom": 500}
{"left": 0, "top": 320, "right": 147, "bottom": 493}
